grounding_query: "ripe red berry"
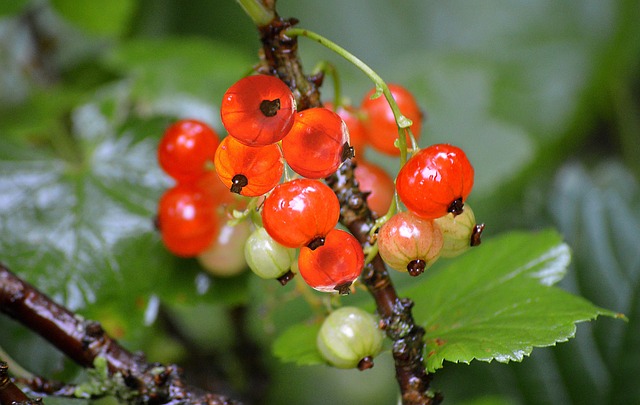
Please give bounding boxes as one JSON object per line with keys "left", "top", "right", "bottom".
{"left": 361, "top": 84, "right": 423, "bottom": 156}
{"left": 354, "top": 160, "right": 395, "bottom": 217}
{"left": 298, "top": 229, "right": 364, "bottom": 294}
{"left": 158, "top": 119, "right": 219, "bottom": 183}
{"left": 214, "top": 136, "right": 283, "bottom": 197}
{"left": 325, "top": 102, "right": 367, "bottom": 157}
{"left": 157, "top": 183, "right": 219, "bottom": 257}
{"left": 396, "top": 143, "right": 474, "bottom": 219}
{"left": 261, "top": 179, "right": 340, "bottom": 248}
{"left": 282, "top": 107, "right": 351, "bottom": 179}
{"left": 377, "top": 211, "right": 443, "bottom": 276}
{"left": 220, "top": 75, "right": 296, "bottom": 146}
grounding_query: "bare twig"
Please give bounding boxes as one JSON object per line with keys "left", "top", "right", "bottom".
{"left": 0, "top": 362, "right": 42, "bottom": 405}
{"left": 0, "top": 263, "right": 240, "bottom": 405}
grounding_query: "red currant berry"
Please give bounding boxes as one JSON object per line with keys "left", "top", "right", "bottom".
{"left": 282, "top": 107, "right": 352, "bottom": 179}
{"left": 396, "top": 143, "right": 474, "bottom": 219}
{"left": 214, "top": 136, "right": 283, "bottom": 197}
{"left": 261, "top": 179, "right": 340, "bottom": 248}
{"left": 325, "top": 102, "right": 367, "bottom": 157}
{"left": 361, "top": 84, "right": 423, "bottom": 156}
{"left": 377, "top": 211, "right": 443, "bottom": 276}
{"left": 317, "top": 306, "right": 384, "bottom": 370}
{"left": 354, "top": 160, "right": 395, "bottom": 217}
{"left": 220, "top": 75, "right": 296, "bottom": 146}
{"left": 157, "top": 183, "right": 219, "bottom": 257}
{"left": 298, "top": 229, "right": 364, "bottom": 294}
{"left": 158, "top": 119, "right": 219, "bottom": 183}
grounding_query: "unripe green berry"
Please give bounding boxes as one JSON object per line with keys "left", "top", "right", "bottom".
{"left": 317, "top": 306, "right": 384, "bottom": 370}
{"left": 197, "top": 220, "right": 251, "bottom": 277}
{"left": 434, "top": 204, "right": 483, "bottom": 258}
{"left": 244, "top": 227, "right": 297, "bottom": 279}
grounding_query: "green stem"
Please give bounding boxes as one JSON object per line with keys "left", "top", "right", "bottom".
{"left": 235, "top": 0, "right": 275, "bottom": 26}
{"left": 284, "top": 28, "right": 413, "bottom": 165}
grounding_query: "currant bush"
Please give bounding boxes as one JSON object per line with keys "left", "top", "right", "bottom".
{"left": 396, "top": 143, "right": 474, "bottom": 219}
{"left": 214, "top": 135, "right": 284, "bottom": 197}
{"left": 317, "top": 306, "right": 384, "bottom": 370}
{"left": 377, "top": 211, "right": 443, "bottom": 276}
{"left": 220, "top": 74, "right": 296, "bottom": 146}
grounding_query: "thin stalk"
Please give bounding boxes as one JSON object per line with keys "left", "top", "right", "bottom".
{"left": 235, "top": 0, "right": 275, "bottom": 26}
{"left": 284, "top": 28, "right": 413, "bottom": 166}
{"left": 312, "top": 61, "right": 342, "bottom": 109}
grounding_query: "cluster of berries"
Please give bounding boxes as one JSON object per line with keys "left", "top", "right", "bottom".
{"left": 155, "top": 74, "right": 483, "bottom": 368}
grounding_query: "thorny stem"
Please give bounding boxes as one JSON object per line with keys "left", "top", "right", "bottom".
{"left": 0, "top": 263, "right": 240, "bottom": 405}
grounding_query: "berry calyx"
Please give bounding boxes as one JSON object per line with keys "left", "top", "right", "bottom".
{"left": 214, "top": 136, "right": 284, "bottom": 197}
{"left": 220, "top": 75, "right": 296, "bottom": 146}
{"left": 282, "top": 107, "right": 351, "bottom": 179}
{"left": 377, "top": 211, "right": 443, "bottom": 276}
{"left": 361, "top": 84, "right": 423, "bottom": 156}
{"left": 353, "top": 160, "right": 395, "bottom": 217}
{"left": 396, "top": 143, "right": 474, "bottom": 219}
{"left": 316, "top": 306, "right": 384, "bottom": 369}
{"left": 244, "top": 227, "right": 297, "bottom": 280}
{"left": 298, "top": 229, "right": 364, "bottom": 294}
{"left": 157, "top": 183, "right": 219, "bottom": 257}
{"left": 158, "top": 119, "right": 219, "bottom": 183}
{"left": 261, "top": 179, "right": 340, "bottom": 248}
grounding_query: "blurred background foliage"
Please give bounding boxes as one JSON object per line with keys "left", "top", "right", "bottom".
{"left": 0, "top": 0, "right": 639, "bottom": 404}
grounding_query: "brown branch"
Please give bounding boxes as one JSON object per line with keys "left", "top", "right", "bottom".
{"left": 246, "top": 3, "right": 442, "bottom": 403}
{"left": 327, "top": 161, "right": 443, "bottom": 405}
{"left": 0, "top": 263, "right": 240, "bottom": 405}
{"left": 0, "top": 362, "right": 41, "bottom": 405}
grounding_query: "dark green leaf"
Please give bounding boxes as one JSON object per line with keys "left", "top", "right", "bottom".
{"left": 104, "top": 37, "right": 254, "bottom": 104}
{"left": 50, "top": 0, "right": 136, "bottom": 37}
{"left": 272, "top": 322, "right": 324, "bottom": 366}
{"left": 402, "top": 230, "right": 622, "bottom": 372}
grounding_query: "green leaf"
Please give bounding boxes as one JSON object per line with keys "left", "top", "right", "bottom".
{"left": 104, "top": 37, "right": 254, "bottom": 105}
{"left": 50, "top": 0, "right": 136, "bottom": 37}
{"left": 402, "top": 230, "right": 622, "bottom": 372}
{"left": 0, "top": 0, "right": 28, "bottom": 16}
{"left": 0, "top": 82, "right": 247, "bottom": 342}
{"left": 272, "top": 322, "right": 324, "bottom": 366}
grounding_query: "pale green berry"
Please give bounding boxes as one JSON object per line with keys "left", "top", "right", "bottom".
{"left": 244, "top": 227, "right": 297, "bottom": 279}
{"left": 434, "top": 203, "right": 483, "bottom": 258}
{"left": 197, "top": 220, "right": 251, "bottom": 277}
{"left": 317, "top": 306, "right": 384, "bottom": 370}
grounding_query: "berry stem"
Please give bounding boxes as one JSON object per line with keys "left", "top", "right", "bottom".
{"left": 283, "top": 28, "right": 412, "bottom": 165}
{"left": 235, "top": 0, "right": 275, "bottom": 26}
